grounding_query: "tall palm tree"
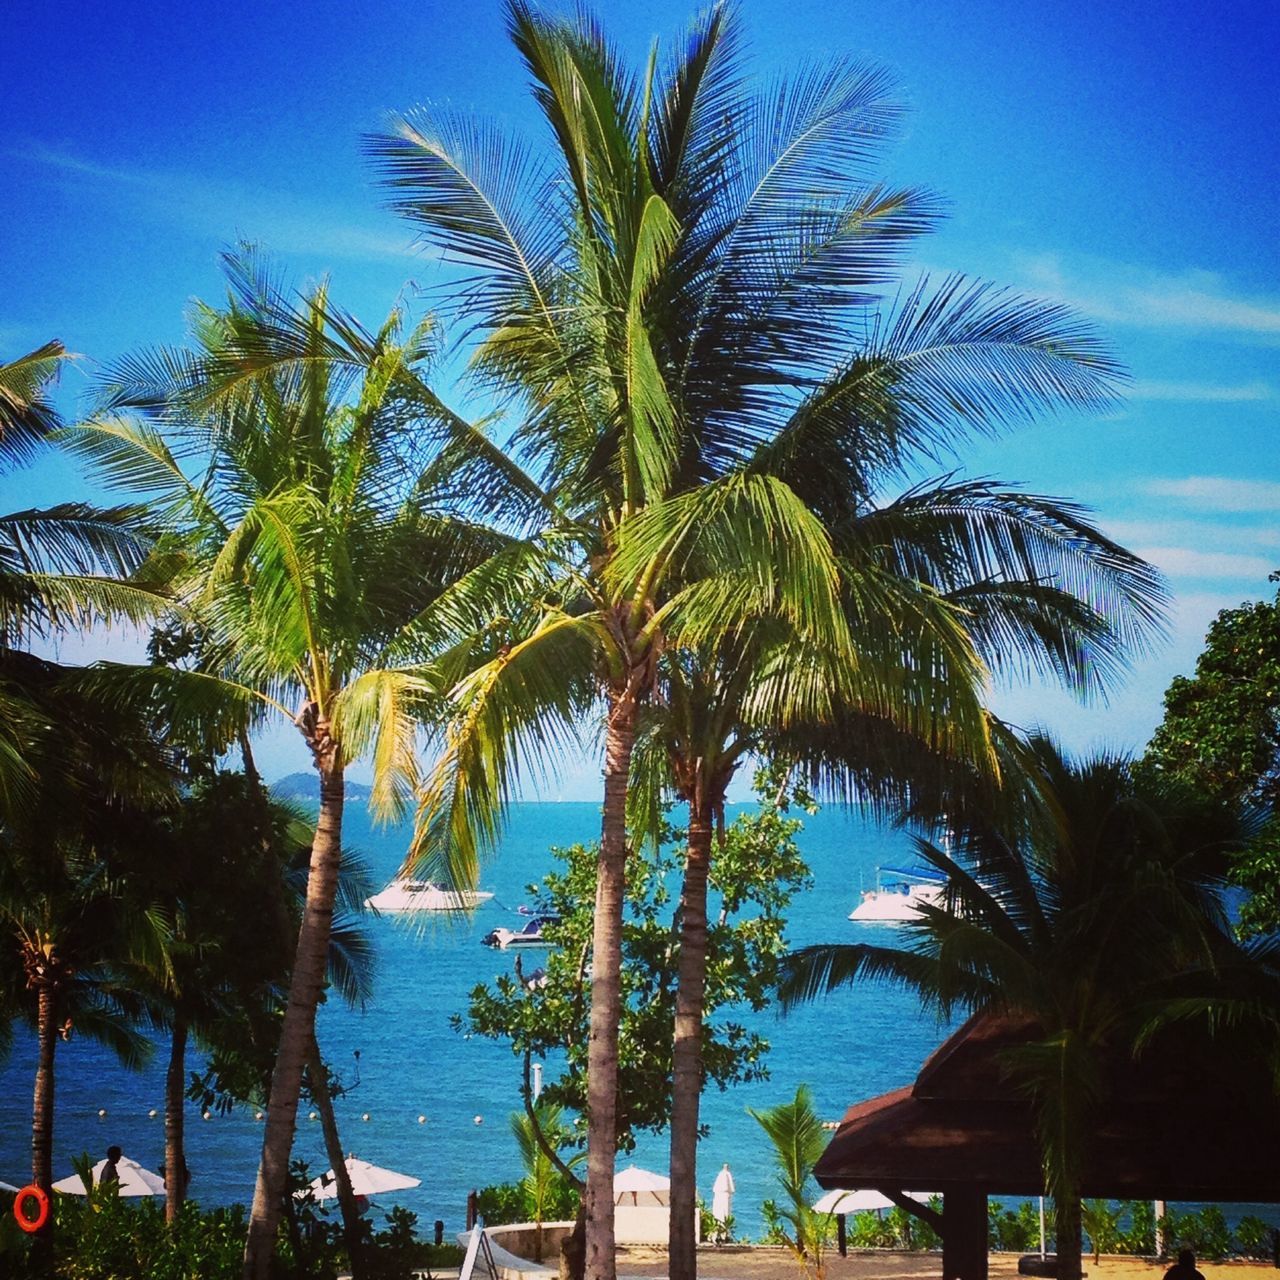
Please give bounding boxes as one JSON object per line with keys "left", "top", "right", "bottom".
{"left": 779, "top": 735, "right": 1245, "bottom": 1280}
{"left": 369, "top": 12, "right": 851, "bottom": 1277}
{"left": 65, "top": 249, "right": 509, "bottom": 1280}
{"left": 371, "top": 8, "right": 1162, "bottom": 1278}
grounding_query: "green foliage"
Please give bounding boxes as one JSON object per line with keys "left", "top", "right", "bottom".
{"left": 1115, "top": 1199, "right": 1155, "bottom": 1255}
{"left": 989, "top": 1201, "right": 1043, "bottom": 1252}
{"left": 1235, "top": 1215, "right": 1279, "bottom": 1261}
{"left": 1142, "top": 575, "right": 1280, "bottom": 934}
{"left": 456, "top": 798, "right": 810, "bottom": 1150}
{"left": 475, "top": 1177, "right": 579, "bottom": 1228}
{"left": 748, "top": 1085, "right": 830, "bottom": 1277}
{"left": 1081, "top": 1198, "right": 1124, "bottom": 1261}
{"left": 1162, "top": 1205, "right": 1235, "bottom": 1262}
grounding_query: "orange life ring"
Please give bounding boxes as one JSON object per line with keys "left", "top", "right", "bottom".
{"left": 13, "top": 1184, "right": 50, "bottom": 1233}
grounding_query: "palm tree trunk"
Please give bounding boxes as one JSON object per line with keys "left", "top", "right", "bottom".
{"left": 243, "top": 749, "right": 345, "bottom": 1280}
{"left": 582, "top": 685, "right": 638, "bottom": 1280}
{"left": 1055, "top": 1195, "right": 1083, "bottom": 1280}
{"left": 31, "top": 980, "right": 56, "bottom": 1265}
{"left": 667, "top": 797, "right": 714, "bottom": 1280}
{"left": 165, "top": 1015, "right": 188, "bottom": 1223}
{"left": 307, "top": 1034, "right": 366, "bottom": 1279}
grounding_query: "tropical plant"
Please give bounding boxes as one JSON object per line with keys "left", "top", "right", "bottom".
{"left": 780, "top": 735, "right": 1247, "bottom": 1280}
{"left": 511, "top": 1102, "right": 583, "bottom": 1260}
{"left": 369, "top": 8, "right": 1163, "bottom": 1277}
{"left": 1081, "top": 1199, "right": 1123, "bottom": 1262}
{"left": 748, "top": 1085, "right": 831, "bottom": 1279}
{"left": 1142, "top": 572, "right": 1280, "bottom": 935}
{"left": 64, "top": 250, "right": 508, "bottom": 1280}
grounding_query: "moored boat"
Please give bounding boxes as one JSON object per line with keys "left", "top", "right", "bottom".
{"left": 365, "top": 878, "right": 494, "bottom": 913}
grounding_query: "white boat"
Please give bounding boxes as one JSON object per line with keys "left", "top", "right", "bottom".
{"left": 364, "top": 878, "right": 494, "bottom": 913}
{"left": 482, "top": 916, "right": 555, "bottom": 948}
{"left": 848, "top": 869, "right": 945, "bottom": 923}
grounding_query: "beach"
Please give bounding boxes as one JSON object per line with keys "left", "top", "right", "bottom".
{"left": 614, "top": 1251, "right": 1278, "bottom": 1279}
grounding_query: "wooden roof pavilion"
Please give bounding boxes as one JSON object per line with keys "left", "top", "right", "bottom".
{"left": 815, "top": 1011, "right": 1280, "bottom": 1280}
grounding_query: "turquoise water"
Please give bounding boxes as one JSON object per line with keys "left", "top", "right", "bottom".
{"left": 0, "top": 802, "right": 952, "bottom": 1235}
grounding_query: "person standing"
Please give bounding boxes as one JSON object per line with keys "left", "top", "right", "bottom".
{"left": 99, "top": 1145, "right": 122, "bottom": 1188}
{"left": 1163, "top": 1249, "right": 1207, "bottom": 1280}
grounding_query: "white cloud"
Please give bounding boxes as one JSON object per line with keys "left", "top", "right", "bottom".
{"left": 1013, "top": 253, "right": 1280, "bottom": 340}
{"left": 1143, "top": 475, "right": 1280, "bottom": 512}
{"left": 1128, "top": 379, "right": 1272, "bottom": 403}
{"left": 1134, "top": 545, "right": 1275, "bottom": 581}
{"left": 1105, "top": 517, "right": 1280, "bottom": 554}
{"left": 15, "top": 143, "right": 417, "bottom": 265}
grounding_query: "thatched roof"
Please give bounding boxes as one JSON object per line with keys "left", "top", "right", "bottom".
{"left": 815, "top": 1011, "right": 1280, "bottom": 1202}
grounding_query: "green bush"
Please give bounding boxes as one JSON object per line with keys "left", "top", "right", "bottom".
{"left": 989, "top": 1201, "right": 1041, "bottom": 1252}
{"left": 474, "top": 1176, "right": 578, "bottom": 1227}
{"left": 1163, "top": 1206, "right": 1235, "bottom": 1262}
{"left": 1115, "top": 1199, "right": 1155, "bottom": 1255}
{"left": 1236, "top": 1216, "right": 1278, "bottom": 1261}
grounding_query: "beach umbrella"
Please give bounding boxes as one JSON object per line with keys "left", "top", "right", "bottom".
{"left": 305, "top": 1156, "right": 420, "bottom": 1203}
{"left": 711, "top": 1164, "right": 735, "bottom": 1223}
{"left": 52, "top": 1156, "right": 165, "bottom": 1197}
{"left": 813, "top": 1188, "right": 893, "bottom": 1215}
{"left": 613, "top": 1165, "right": 669, "bottom": 1207}
{"left": 0, "top": 1180, "right": 19, "bottom": 1194}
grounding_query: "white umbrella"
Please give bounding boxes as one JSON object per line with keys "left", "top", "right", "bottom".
{"left": 0, "top": 1180, "right": 20, "bottom": 1194}
{"left": 613, "top": 1165, "right": 669, "bottom": 1206}
{"left": 813, "top": 1188, "right": 936, "bottom": 1215}
{"left": 711, "top": 1164, "right": 735, "bottom": 1222}
{"left": 304, "top": 1156, "right": 420, "bottom": 1203}
{"left": 53, "top": 1157, "right": 165, "bottom": 1197}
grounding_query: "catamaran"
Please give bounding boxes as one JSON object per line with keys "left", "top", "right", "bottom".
{"left": 364, "top": 878, "right": 494, "bottom": 913}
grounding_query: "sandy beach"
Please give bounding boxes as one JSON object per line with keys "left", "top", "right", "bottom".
{"left": 614, "top": 1250, "right": 1277, "bottom": 1280}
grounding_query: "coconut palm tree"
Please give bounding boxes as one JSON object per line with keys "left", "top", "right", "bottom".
{"left": 779, "top": 735, "right": 1246, "bottom": 1280}
{"left": 64, "top": 249, "right": 511, "bottom": 1280}
{"left": 371, "top": 8, "right": 1163, "bottom": 1277}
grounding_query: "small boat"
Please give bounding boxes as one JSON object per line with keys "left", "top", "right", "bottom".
{"left": 482, "top": 916, "right": 556, "bottom": 948}
{"left": 848, "top": 868, "right": 945, "bottom": 923}
{"left": 364, "top": 878, "right": 494, "bottom": 913}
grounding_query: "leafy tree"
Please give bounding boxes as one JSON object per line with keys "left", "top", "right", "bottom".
{"left": 781, "top": 735, "right": 1247, "bottom": 1280}
{"left": 65, "top": 250, "right": 505, "bottom": 1280}
{"left": 1143, "top": 574, "right": 1280, "bottom": 934}
{"left": 1081, "top": 1199, "right": 1123, "bottom": 1262}
{"left": 458, "top": 790, "right": 809, "bottom": 1143}
{"left": 748, "top": 1085, "right": 831, "bottom": 1279}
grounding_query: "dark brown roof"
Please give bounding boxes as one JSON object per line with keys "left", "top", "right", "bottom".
{"left": 816, "top": 1012, "right": 1280, "bottom": 1202}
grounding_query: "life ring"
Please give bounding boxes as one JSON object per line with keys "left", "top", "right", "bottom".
{"left": 13, "top": 1184, "right": 50, "bottom": 1233}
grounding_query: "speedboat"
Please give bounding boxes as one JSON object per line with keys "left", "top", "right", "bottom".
{"left": 482, "top": 916, "right": 556, "bottom": 948}
{"left": 364, "top": 878, "right": 494, "bottom": 913}
{"left": 848, "top": 868, "right": 945, "bottom": 923}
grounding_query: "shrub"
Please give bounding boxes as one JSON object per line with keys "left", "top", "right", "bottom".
{"left": 1115, "top": 1199, "right": 1155, "bottom": 1255}
{"left": 989, "top": 1201, "right": 1041, "bottom": 1252}
{"left": 474, "top": 1176, "right": 578, "bottom": 1227}
{"left": 1082, "top": 1199, "right": 1124, "bottom": 1261}
{"left": 1236, "top": 1216, "right": 1279, "bottom": 1262}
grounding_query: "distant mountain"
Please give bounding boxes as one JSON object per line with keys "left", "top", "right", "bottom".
{"left": 270, "top": 772, "right": 374, "bottom": 804}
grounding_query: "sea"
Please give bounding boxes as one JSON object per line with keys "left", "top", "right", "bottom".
{"left": 0, "top": 800, "right": 1266, "bottom": 1239}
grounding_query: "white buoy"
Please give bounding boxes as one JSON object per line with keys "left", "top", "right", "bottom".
{"left": 309, "top": 1111, "right": 318, "bottom": 1121}
{"left": 417, "top": 1115, "right": 426, "bottom": 1124}
{"left": 255, "top": 1112, "right": 264, "bottom": 1121}
{"left": 473, "top": 1115, "right": 483, "bottom": 1125}
{"left": 202, "top": 1110, "right": 212, "bottom": 1120}
{"left": 98, "top": 1108, "right": 107, "bottom": 1117}
{"left": 148, "top": 1109, "right": 157, "bottom": 1118}
{"left": 361, "top": 1112, "right": 370, "bottom": 1122}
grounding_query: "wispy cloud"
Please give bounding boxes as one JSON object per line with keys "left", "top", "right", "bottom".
{"left": 1143, "top": 475, "right": 1280, "bottom": 512}
{"left": 1135, "top": 545, "right": 1275, "bottom": 581}
{"left": 1014, "top": 253, "right": 1280, "bottom": 341}
{"left": 14, "top": 143, "right": 417, "bottom": 265}
{"left": 1105, "top": 517, "right": 1280, "bottom": 554}
{"left": 1128, "top": 379, "right": 1272, "bottom": 403}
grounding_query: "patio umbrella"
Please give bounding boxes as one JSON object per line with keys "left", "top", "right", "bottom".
{"left": 305, "top": 1156, "right": 420, "bottom": 1203}
{"left": 53, "top": 1156, "right": 165, "bottom": 1197}
{"left": 813, "top": 1188, "right": 936, "bottom": 1214}
{"left": 613, "top": 1165, "right": 669, "bottom": 1207}
{"left": 711, "top": 1164, "right": 735, "bottom": 1222}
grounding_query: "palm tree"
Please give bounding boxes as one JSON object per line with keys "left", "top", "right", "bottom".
{"left": 368, "top": 12, "right": 853, "bottom": 1277}
{"left": 65, "top": 249, "right": 508, "bottom": 1280}
{"left": 779, "top": 735, "right": 1245, "bottom": 1280}
{"left": 747, "top": 1084, "right": 832, "bottom": 1280}
{"left": 0, "top": 702, "right": 174, "bottom": 1260}
{"left": 370, "top": 8, "right": 1164, "bottom": 1278}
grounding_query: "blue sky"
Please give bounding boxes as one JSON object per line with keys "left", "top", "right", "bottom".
{"left": 4, "top": 0, "right": 1278, "bottom": 795}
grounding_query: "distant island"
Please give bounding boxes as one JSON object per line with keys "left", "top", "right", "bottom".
{"left": 271, "top": 771, "right": 375, "bottom": 804}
